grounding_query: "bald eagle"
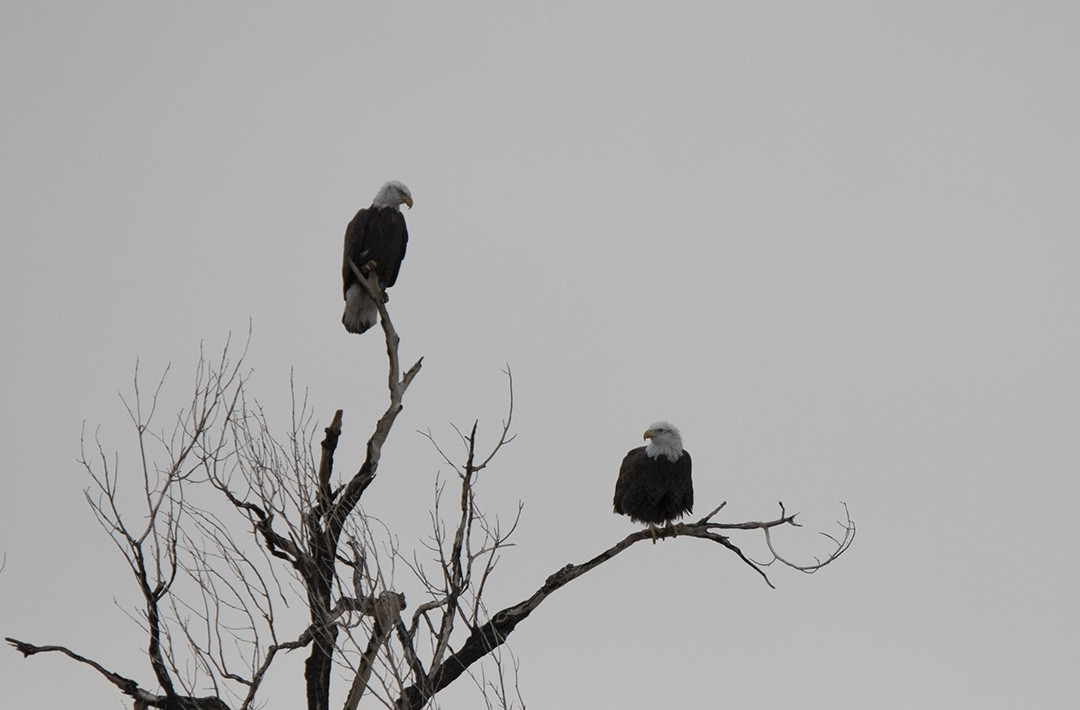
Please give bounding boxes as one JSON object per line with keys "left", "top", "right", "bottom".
{"left": 613, "top": 422, "right": 693, "bottom": 534}
{"left": 342, "top": 180, "right": 413, "bottom": 334}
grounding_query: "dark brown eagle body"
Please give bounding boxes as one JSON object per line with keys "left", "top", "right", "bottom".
{"left": 614, "top": 448, "right": 693, "bottom": 525}
{"left": 342, "top": 206, "right": 408, "bottom": 292}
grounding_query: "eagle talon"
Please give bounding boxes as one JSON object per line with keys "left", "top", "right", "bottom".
{"left": 651, "top": 523, "right": 676, "bottom": 543}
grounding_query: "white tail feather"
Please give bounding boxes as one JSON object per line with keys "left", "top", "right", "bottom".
{"left": 342, "top": 284, "right": 378, "bottom": 334}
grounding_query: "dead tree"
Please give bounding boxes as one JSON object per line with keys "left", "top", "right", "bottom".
{"left": 7, "top": 265, "right": 855, "bottom": 709}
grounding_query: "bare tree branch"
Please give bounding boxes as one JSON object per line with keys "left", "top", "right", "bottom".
{"left": 334, "top": 259, "right": 423, "bottom": 527}
{"left": 5, "top": 638, "right": 229, "bottom": 710}
{"left": 343, "top": 591, "right": 406, "bottom": 710}
{"left": 394, "top": 502, "right": 855, "bottom": 709}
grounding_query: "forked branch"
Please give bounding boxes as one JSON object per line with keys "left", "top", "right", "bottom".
{"left": 334, "top": 259, "right": 423, "bottom": 526}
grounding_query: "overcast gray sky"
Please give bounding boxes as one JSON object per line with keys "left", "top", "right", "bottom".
{"left": 3, "top": 2, "right": 1079, "bottom": 708}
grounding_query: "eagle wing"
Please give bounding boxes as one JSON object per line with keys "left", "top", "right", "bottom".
{"left": 674, "top": 451, "right": 693, "bottom": 516}
{"left": 613, "top": 447, "right": 647, "bottom": 516}
{"left": 383, "top": 211, "right": 408, "bottom": 287}
{"left": 342, "top": 208, "right": 370, "bottom": 296}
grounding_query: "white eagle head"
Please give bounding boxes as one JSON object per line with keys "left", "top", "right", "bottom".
{"left": 643, "top": 421, "right": 683, "bottom": 462}
{"left": 373, "top": 180, "right": 413, "bottom": 210}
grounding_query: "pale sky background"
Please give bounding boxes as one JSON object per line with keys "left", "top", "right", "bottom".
{"left": 3, "top": 2, "right": 1079, "bottom": 708}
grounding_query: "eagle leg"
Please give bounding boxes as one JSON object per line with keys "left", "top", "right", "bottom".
{"left": 358, "top": 260, "right": 390, "bottom": 302}
{"left": 648, "top": 523, "right": 660, "bottom": 544}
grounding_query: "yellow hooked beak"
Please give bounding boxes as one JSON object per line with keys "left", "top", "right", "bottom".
{"left": 403, "top": 194, "right": 414, "bottom": 209}
{"left": 643, "top": 429, "right": 655, "bottom": 441}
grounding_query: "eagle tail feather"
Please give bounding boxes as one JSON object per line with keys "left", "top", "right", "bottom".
{"left": 343, "top": 284, "right": 378, "bottom": 334}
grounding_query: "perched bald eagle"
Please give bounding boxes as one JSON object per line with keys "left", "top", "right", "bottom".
{"left": 342, "top": 181, "right": 413, "bottom": 334}
{"left": 613, "top": 422, "right": 693, "bottom": 533}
